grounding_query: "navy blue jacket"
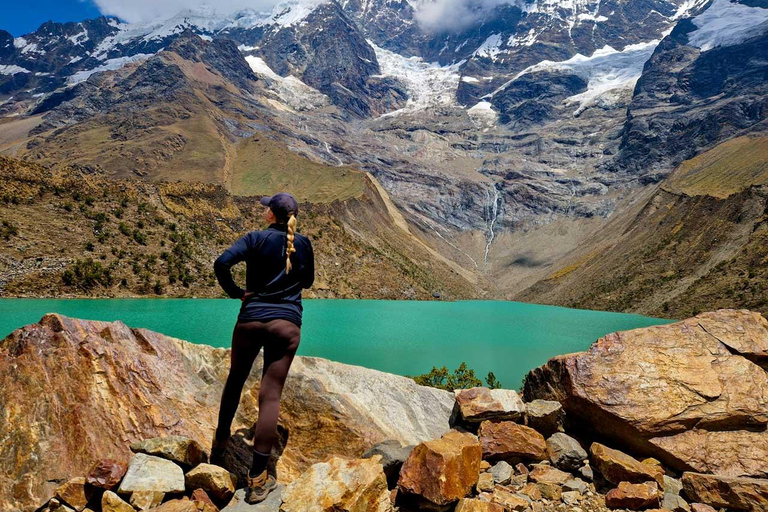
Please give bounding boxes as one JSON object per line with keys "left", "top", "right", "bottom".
{"left": 213, "top": 223, "right": 314, "bottom": 326}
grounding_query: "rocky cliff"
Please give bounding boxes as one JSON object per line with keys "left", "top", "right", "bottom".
{"left": 6, "top": 309, "right": 768, "bottom": 512}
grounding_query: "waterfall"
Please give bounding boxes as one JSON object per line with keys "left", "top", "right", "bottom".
{"left": 484, "top": 185, "right": 501, "bottom": 265}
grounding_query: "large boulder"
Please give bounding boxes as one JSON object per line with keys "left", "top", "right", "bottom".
{"left": 453, "top": 388, "right": 525, "bottom": 423}
{"left": 477, "top": 421, "right": 547, "bottom": 461}
{"left": 0, "top": 314, "right": 455, "bottom": 512}
{"left": 280, "top": 455, "right": 392, "bottom": 512}
{"left": 682, "top": 472, "right": 768, "bottom": 511}
{"left": 130, "top": 436, "right": 207, "bottom": 468}
{"left": 547, "top": 433, "right": 587, "bottom": 471}
{"left": 397, "top": 430, "right": 482, "bottom": 510}
{"left": 524, "top": 400, "right": 564, "bottom": 437}
{"left": 524, "top": 310, "right": 768, "bottom": 477}
{"left": 117, "top": 453, "right": 185, "bottom": 494}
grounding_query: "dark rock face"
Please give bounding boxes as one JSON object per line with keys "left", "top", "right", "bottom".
{"left": 612, "top": 24, "right": 768, "bottom": 180}
{"left": 491, "top": 71, "right": 588, "bottom": 127}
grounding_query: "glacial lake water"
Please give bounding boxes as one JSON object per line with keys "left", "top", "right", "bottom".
{"left": 0, "top": 299, "right": 672, "bottom": 388}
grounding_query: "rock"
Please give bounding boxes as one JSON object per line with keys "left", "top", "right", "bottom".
{"left": 144, "top": 499, "right": 198, "bottom": 512}
{"left": 101, "top": 491, "right": 133, "bottom": 512}
{"left": 515, "top": 463, "right": 529, "bottom": 475}
{"left": 519, "top": 483, "right": 541, "bottom": 501}
{"left": 662, "top": 493, "right": 691, "bottom": 512}
{"left": 221, "top": 486, "right": 284, "bottom": 512}
{"left": 489, "top": 487, "right": 529, "bottom": 511}
{"left": 397, "top": 430, "right": 481, "bottom": 509}
{"left": 454, "top": 498, "right": 504, "bottom": 512}
{"left": 185, "top": 464, "right": 236, "bottom": 502}
{"left": 0, "top": 314, "right": 455, "bottom": 512}
{"left": 454, "top": 388, "right": 525, "bottom": 423}
{"left": 477, "top": 421, "right": 547, "bottom": 461}
{"left": 476, "top": 473, "right": 495, "bottom": 493}
{"left": 489, "top": 461, "right": 513, "bottom": 485}
{"left": 528, "top": 465, "right": 571, "bottom": 486}
{"left": 191, "top": 489, "right": 217, "bottom": 510}
{"left": 562, "top": 490, "right": 581, "bottom": 505}
{"left": 362, "top": 439, "right": 414, "bottom": 486}
{"left": 86, "top": 459, "right": 128, "bottom": 490}
{"left": 524, "top": 400, "right": 564, "bottom": 437}
{"left": 563, "top": 479, "right": 588, "bottom": 494}
{"left": 509, "top": 474, "right": 528, "bottom": 489}
{"left": 682, "top": 471, "right": 768, "bottom": 511}
{"left": 663, "top": 475, "right": 683, "bottom": 495}
{"left": 535, "top": 482, "right": 562, "bottom": 500}
{"left": 117, "top": 453, "right": 185, "bottom": 494}
{"left": 54, "top": 477, "right": 95, "bottom": 511}
{"left": 523, "top": 310, "right": 768, "bottom": 477}
{"left": 690, "top": 504, "right": 716, "bottom": 512}
{"left": 546, "top": 433, "right": 587, "bottom": 471}
{"left": 129, "top": 491, "right": 164, "bottom": 511}
{"left": 280, "top": 455, "right": 392, "bottom": 512}
{"left": 131, "top": 436, "right": 207, "bottom": 468}
{"left": 579, "top": 464, "right": 594, "bottom": 481}
{"left": 590, "top": 443, "right": 664, "bottom": 486}
{"left": 479, "top": 460, "right": 491, "bottom": 471}
{"left": 605, "top": 482, "right": 661, "bottom": 510}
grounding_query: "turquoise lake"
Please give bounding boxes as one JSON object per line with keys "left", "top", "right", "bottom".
{"left": 0, "top": 299, "right": 672, "bottom": 388}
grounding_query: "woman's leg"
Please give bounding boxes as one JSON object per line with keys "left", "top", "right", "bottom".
{"left": 215, "top": 321, "right": 265, "bottom": 442}
{"left": 250, "top": 319, "right": 301, "bottom": 476}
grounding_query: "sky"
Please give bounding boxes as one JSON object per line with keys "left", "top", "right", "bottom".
{"left": 2, "top": 1, "right": 103, "bottom": 36}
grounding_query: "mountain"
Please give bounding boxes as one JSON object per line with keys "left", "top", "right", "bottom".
{"left": 1, "top": 0, "right": 766, "bottom": 314}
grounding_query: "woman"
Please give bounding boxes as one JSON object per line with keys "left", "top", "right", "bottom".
{"left": 211, "top": 192, "right": 314, "bottom": 504}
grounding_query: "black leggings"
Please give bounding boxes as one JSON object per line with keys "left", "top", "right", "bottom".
{"left": 216, "top": 318, "right": 301, "bottom": 455}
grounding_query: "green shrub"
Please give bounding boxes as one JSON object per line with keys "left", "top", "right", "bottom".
{"left": 406, "top": 362, "right": 500, "bottom": 391}
{"left": 62, "top": 258, "right": 113, "bottom": 291}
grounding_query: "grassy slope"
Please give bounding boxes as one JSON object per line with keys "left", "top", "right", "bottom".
{"left": 517, "top": 136, "right": 768, "bottom": 318}
{"left": 0, "top": 157, "right": 477, "bottom": 300}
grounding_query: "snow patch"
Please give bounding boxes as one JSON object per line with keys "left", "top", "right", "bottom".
{"left": 688, "top": 0, "right": 768, "bottom": 51}
{"left": 473, "top": 34, "right": 504, "bottom": 61}
{"left": 245, "top": 55, "right": 329, "bottom": 110}
{"left": 0, "top": 65, "right": 31, "bottom": 75}
{"left": 67, "top": 29, "right": 89, "bottom": 45}
{"left": 67, "top": 54, "right": 153, "bottom": 84}
{"left": 369, "top": 40, "right": 462, "bottom": 114}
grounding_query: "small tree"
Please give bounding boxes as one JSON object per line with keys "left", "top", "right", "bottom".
{"left": 408, "top": 362, "right": 490, "bottom": 391}
{"left": 485, "top": 371, "right": 502, "bottom": 389}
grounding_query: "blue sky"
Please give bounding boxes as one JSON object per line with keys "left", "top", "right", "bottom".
{"left": 2, "top": 1, "right": 103, "bottom": 36}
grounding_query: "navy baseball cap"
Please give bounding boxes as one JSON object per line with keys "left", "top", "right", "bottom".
{"left": 260, "top": 192, "right": 299, "bottom": 220}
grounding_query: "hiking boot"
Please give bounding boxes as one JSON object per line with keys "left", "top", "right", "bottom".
{"left": 244, "top": 469, "right": 277, "bottom": 504}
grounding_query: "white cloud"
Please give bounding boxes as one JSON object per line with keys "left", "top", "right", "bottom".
{"left": 414, "top": 0, "right": 519, "bottom": 33}
{"left": 90, "top": 0, "right": 280, "bottom": 24}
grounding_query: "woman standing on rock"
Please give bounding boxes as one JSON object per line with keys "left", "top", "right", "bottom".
{"left": 211, "top": 192, "right": 314, "bottom": 504}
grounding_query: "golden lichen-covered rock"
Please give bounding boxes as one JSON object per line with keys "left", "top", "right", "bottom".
{"left": 53, "top": 478, "right": 94, "bottom": 512}
{"left": 131, "top": 436, "right": 207, "bottom": 468}
{"left": 590, "top": 443, "right": 665, "bottom": 486}
{"left": 397, "top": 430, "right": 482, "bottom": 508}
{"left": 477, "top": 421, "right": 547, "bottom": 461}
{"left": 476, "top": 473, "right": 495, "bottom": 493}
{"left": 0, "top": 314, "right": 454, "bottom": 512}
{"left": 184, "top": 464, "right": 236, "bottom": 502}
{"left": 279, "top": 455, "right": 392, "bottom": 512}
{"left": 100, "top": 491, "right": 133, "bottom": 512}
{"left": 528, "top": 464, "right": 572, "bottom": 485}
{"left": 129, "top": 491, "right": 164, "bottom": 511}
{"left": 489, "top": 487, "right": 529, "bottom": 511}
{"left": 605, "top": 482, "right": 660, "bottom": 510}
{"left": 682, "top": 472, "right": 768, "bottom": 511}
{"left": 524, "top": 310, "right": 768, "bottom": 477}
{"left": 454, "top": 388, "right": 525, "bottom": 423}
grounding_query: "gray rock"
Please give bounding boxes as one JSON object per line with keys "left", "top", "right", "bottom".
{"left": 489, "top": 461, "right": 514, "bottom": 485}
{"left": 562, "top": 490, "right": 581, "bottom": 505}
{"left": 664, "top": 475, "right": 683, "bottom": 495}
{"left": 546, "top": 433, "right": 587, "bottom": 471}
{"left": 662, "top": 492, "right": 691, "bottom": 512}
{"left": 525, "top": 400, "right": 564, "bottom": 437}
{"left": 563, "top": 478, "right": 588, "bottom": 495}
{"left": 222, "top": 486, "right": 284, "bottom": 512}
{"left": 578, "top": 464, "right": 593, "bottom": 481}
{"left": 117, "top": 453, "right": 185, "bottom": 494}
{"left": 361, "top": 439, "right": 414, "bottom": 483}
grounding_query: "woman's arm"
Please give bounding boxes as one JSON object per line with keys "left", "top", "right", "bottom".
{"left": 302, "top": 237, "right": 315, "bottom": 289}
{"left": 213, "top": 233, "right": 251, "bottom": 299}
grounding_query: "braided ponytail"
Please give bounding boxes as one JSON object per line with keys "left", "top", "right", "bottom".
{"left": 285, "top": 214, "right": 297, "bottom": 273}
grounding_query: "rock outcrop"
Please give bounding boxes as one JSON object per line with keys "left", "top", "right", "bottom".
{"left": 524, "top": 309, "right": 768, "bottom": 478}
{"left": 0, "top": 314, "right": 453, "bottom": 512}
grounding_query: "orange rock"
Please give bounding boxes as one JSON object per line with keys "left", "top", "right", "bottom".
{"left": 490, "top": 487, "right": 530, "bottom": 511}
{"left": 690, "top": 504, "right": 716, "bottom": 512}
{"left": 397, "top": 430, "right": 482, "bottom": 508}
{"left": 54, "top": 478, "right": 95, "bottom": 511}
{"left": 477, "top": 421, "right": 547, "bottom": 461}
{"left": 682, "top": 472, "right": 768, "bottom": 511}
{"left": 519, "top": 482, "right": 541, "bottom": 501}
{"left": 591, "top": 443, "right": 665, "bottom": 486}
{"left": 605, "top": 482, "right": 660, "bottom": 510}
{"left": 528, "top": 465, "right": 571, "bottom": 485}
{"left": 476, "top": 473, "right": 495, "bottom": 493}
